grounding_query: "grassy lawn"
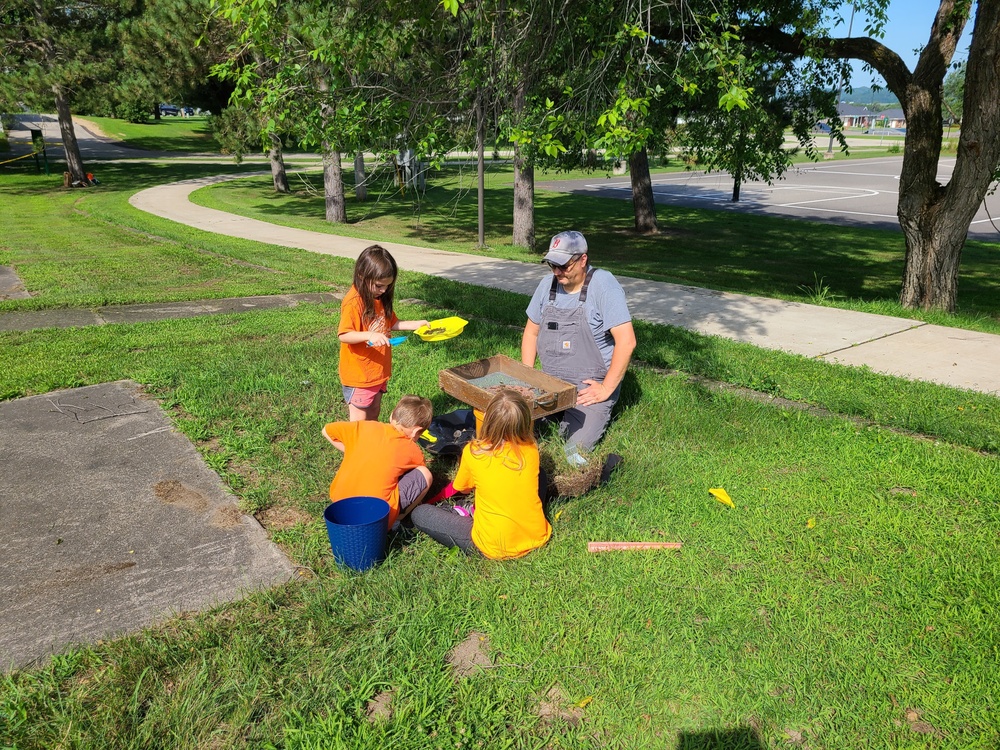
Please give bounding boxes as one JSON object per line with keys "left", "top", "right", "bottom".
{"left": 77, "top": 116, "right": 220, "bottom": 153}
{"left": 191, "top": 165, "right": 1000, "bottom": 334}
{"left": 2, "top": 163, "right": 1000, "bottom": 749}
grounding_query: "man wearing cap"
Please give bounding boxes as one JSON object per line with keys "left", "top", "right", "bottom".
{"left": 521, "top": 230, "right": 636, "bottom": 460}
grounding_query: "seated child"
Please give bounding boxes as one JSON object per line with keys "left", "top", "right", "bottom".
{"left": 411, "top": 390, "right": 551, "bottom": 560}
{"left": 323, "top": 395, "right": 433, "bottom": 529}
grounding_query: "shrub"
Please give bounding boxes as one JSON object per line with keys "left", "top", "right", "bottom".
{"left": 116, "top": 99, "right": 150, "bottom": 124}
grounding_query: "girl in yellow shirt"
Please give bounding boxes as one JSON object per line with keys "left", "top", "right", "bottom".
{"left": 411, "top": 390, "right": 551, "bottom": 560}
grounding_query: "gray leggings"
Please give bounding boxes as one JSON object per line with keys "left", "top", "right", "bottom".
{"left": 410, "top": 504, "right": 481, "bottom": 555}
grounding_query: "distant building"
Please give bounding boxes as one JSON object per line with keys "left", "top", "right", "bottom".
{"left": 832, "top": 104, "right": 875, "bottom": 128}
{"left": 823, "top": 104, "right": 907, "bottom": 130}
{"left": 876, "top": 108, "right": 906, "bottom": 128}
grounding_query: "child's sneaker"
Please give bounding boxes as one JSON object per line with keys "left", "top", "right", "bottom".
{"left": 452, "top": 502, "right": 475, "bottom": 517}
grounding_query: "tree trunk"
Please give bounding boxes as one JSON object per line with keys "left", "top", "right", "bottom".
{"left": 153, "top": 102, "right": 161, "bottom": 122}
{"left": 318, "top": 76, "right": 346, "bottom": 223}
{"left": 513, "top": 146, "right": 535, "bottom": 249}
{"left": 511, "top": 78, "right": 535, "bottom": 249}
{"left": 52, "top": 85, "right": 85, "bottom": 183}
{"left": 897, "top": 0, "right": 1000, "bottom": 311}
{"left": 476, "top": 91, "right": 485, "bottom": 248}
{"left": 268, "top": 133, "right": 290, "bottom": 194}
{"left": 323, "top": 147, "right": 346, "bottom": 223}
{"left": 731, "top": 127, "right": 746, "bottom": 203}
{"left": 628, "top": 147, "right": 658, "bottom": 233}
{"left": 354, "top": 151, "right": 367, "bottom": 202}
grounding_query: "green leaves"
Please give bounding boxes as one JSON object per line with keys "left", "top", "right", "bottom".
{"left": 718, "top": 84, "right": 751, "bottom": 112}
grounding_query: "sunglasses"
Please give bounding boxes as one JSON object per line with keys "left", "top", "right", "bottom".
{"left": 545, "top": 255, "right": 582, "bottom": 272}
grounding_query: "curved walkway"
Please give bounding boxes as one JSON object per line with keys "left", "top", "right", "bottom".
{"left": 129, "top": 174, "right": 1000, "bottom": 396}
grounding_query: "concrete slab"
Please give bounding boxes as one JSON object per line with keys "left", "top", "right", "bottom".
{"left": 0, "top": 293, "right": 338, "bottom": 332}
{"left": 822, "top": 325, "right": 1000, "bottom": 395}
{"left": 0, "top": 308, "right": 103, "bottom": 332}
{"left": 0, "top": 266, "right": 30, "bottom": 300}
{"left": 0, "top": 381, "right": 295, "bottom": 672}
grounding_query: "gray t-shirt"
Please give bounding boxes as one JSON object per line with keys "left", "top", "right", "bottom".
{"left": 525, "top": 267, "right": 632, "bottom": 369}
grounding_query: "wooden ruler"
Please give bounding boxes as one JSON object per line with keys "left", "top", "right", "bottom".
{"left": 587, "top": 541, "right": 682, "bottom": 552}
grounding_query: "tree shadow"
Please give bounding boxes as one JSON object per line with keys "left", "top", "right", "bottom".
{"left": 676, "top": 726, "right": 767, "bottom": 750}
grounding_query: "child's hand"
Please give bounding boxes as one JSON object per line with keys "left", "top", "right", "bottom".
{"left": 366, "top": 331, "right": 391, "bottom": 347}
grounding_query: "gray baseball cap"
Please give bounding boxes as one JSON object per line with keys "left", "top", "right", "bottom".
{"left": 543, "top": 231, "right": 588, "bottom": 265}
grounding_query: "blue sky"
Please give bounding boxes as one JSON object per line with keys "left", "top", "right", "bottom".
{"left": 832, "top": 0, "right": 975, "bottom": 88}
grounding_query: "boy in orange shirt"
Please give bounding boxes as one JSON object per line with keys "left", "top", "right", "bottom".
{"left": 323, "top": 395, "right": 433, "bottom": 529}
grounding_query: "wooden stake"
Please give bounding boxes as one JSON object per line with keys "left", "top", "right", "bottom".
{"left": 587, "top": 541, "right": 682, "bottom": 553}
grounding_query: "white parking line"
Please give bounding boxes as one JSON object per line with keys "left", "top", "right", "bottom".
{"left": 784, "top": 206, "right": 898, "bottom": 219}
{"left": 778, "top": 191, "right": 880, "bottom": 208}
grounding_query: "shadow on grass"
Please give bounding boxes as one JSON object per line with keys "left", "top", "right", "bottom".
{"left": 677, "top": 726, "right": 767, "bottom": 750}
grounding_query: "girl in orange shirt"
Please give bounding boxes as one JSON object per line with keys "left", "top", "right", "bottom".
{"left": 338, "top": 245, "right": 428, "bottom": 421}
{"left": 411, "top": 390, "right": 552, "bottom": 560}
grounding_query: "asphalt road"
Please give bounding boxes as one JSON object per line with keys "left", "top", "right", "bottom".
{"left": 537, "top": 156, "right": 1000, "bottom": 242}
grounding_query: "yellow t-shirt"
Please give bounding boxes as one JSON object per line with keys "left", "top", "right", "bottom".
{"left": 454, "top": 440, "right": 551, "bottom": 560}
{"left": 324, "top": 420, "right": 426, "bottom": 529}
{"left": 338, "top": 286, "right": 399, "bottom": 388}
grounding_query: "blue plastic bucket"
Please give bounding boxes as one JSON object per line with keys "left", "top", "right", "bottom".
{"left": 324, "top": 496, "right": 390, "bottom": 571}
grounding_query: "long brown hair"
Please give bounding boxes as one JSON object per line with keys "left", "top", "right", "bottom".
{"left": 471, "top": 390, "right": 534, "bottom": 466}
{"left": 353, "top": 245, "right": 398, "bottom": 325}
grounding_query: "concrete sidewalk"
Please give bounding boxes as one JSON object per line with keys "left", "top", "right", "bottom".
{"left": 0, "top": 293, "right": 337, "bottom": 332}
{"left": 124, "top": 174, "right": 1000, "bottom": 397}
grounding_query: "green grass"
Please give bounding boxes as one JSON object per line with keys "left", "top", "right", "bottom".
{"left": 190, "top": 165, "right": 1000, "bottom": 334}
{"left": 77, "top": 115, "right": 219, "bottom": 153}
{"left": 2, "top": 162, "right": 1000, "bottom": 749}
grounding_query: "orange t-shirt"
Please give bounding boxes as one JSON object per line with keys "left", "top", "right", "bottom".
{"left": 454, "top": 440, "right": 552, "bottom": 560}
{"left": 323, "top": 420, "right": 425, "bottom": 528}
{"left": 338, "top": 286, "right": 399, "bottom": 388}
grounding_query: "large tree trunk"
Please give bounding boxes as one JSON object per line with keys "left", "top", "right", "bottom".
{"left": 318, "top": 76, "right": 346, "bottom": 223}
{"left": 323, "top": 147, "right": 346, "bottom": 223}
{"left": 897, "top": 0, "right": 1000, "bottom": 312}
{"left": 52, "top": 85, "right": 85, "bottom": 183}
{"left": 513, "top": 147, "right": 535, "bottom": 249}
{"left": 628, "top": 147, "right": 658, "bottom": 233}
{"left": 476, "top": 90, "right": 485, "bottom": 248}
{"left": 354, "top": 151, "right": 368, "bottom": 202}
{"left": 268, "top": 133, "right": 290, "bottom": 194}
{"left": 511, "top": 79, "right": 535, "bottom": 249}
{"left": 740, "top": 1, "right": 997, "bottom": 312}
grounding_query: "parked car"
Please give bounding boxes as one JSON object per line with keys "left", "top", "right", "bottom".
{"left": 181, "top": 106, "right": 194, "bottom": 117}
{"left": 159, "top": 104, "right": 180, "bottom": 116}
{"left": 814, "top": 122, "right": 832, "bottom": 133}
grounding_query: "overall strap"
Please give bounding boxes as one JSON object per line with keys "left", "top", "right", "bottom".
{"left": 578, "top": 268, "right": 597, "bottom": 304}
{"left": 548, "top": 267, "right": 598, "bottom": 303}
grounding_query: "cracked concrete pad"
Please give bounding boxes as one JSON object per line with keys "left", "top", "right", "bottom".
{"left": 0, "top": 381, "right": 295, "bottom": 672}
{"left": 821, "top": 324, "right": 1000, "bottom": 395}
